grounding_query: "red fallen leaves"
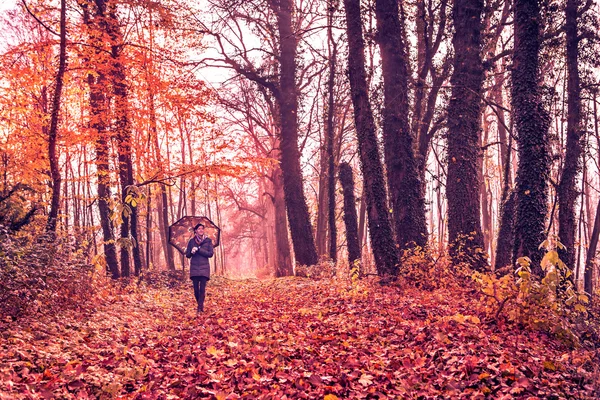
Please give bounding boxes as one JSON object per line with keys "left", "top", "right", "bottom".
{"left": 0, "top": 276, "right": 599, "bottom": 399}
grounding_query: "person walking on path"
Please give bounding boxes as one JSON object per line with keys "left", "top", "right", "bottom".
{"left": 185, "top": 223, "right": 214, "bottom": 313}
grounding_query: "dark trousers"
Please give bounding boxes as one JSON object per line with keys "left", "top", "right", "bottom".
{"left": 191, "top": 276, "right": 209, "bottom": 310}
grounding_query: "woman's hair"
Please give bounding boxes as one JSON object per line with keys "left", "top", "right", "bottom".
{"left": 193, "top": 223, "right": 205, "bottom": 230}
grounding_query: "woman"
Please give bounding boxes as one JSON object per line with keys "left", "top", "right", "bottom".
{"left": 185, "top": 223, "right": 214, "bottom": 313}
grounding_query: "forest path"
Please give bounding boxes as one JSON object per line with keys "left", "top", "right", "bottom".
{"left": 1, "top": 276, "right": 599, "bottom": 399}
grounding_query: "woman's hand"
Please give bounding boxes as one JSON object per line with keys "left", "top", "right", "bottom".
{"left": 192, "top": 247, "right": 198, "bottom": 254}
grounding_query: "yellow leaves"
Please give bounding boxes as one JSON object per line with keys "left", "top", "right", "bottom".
{"left": 543, "top": 360, "right": 557, "bottom": 371}
{"left": 215, "top": 391, "right": 228, "bottom": 400}
{"left": 102, "top": 382, "right": 122, "bottom": 395}
{"left": 516, "top": 256, "right": 531, "bottom": 269}
{"left": 444, "top": 313, "right": 480, "bottom": 325}
{"left": 434, "top": 331, "right": 451, "bottom": 344}
{"left": 223, "top": 359, "right": 238, "bottom": 367}
{"left": 206, "top": 346, "right": 225, "bottom": 357}
{"left": 574, "top": 304, "right": 587, "bottom": 313}
{"left": 324, "top": 395, "right": 340, "bottom": 400}
{"left": 358, "top": 373, "right": 373, "bottom": 386}
{"left": 541, "top": 250, "right": 559, "bottom": 272}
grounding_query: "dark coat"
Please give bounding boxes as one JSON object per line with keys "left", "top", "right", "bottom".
{"left": 185, "top": 236, "right": 214, "bottom": 279}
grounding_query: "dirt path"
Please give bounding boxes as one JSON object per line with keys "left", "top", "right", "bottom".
{"left": 1, "top": 277, "right": 598, "bottom": 399}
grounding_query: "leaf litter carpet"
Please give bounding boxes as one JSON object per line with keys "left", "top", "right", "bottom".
{"left": 1, "top": 277, "right": 599, "bottom": 399}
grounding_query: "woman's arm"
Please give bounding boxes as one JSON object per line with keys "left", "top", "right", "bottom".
{"left": 197, "top": 239, "right": 214, "bottom": 258}
{"left": 185, "top": 240, "right": 195, "bottom": 258}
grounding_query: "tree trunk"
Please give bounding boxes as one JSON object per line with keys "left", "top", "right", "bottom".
{"left": 326, "top": 3, "right": 338, "bottom": 262}
{"left": 342, "top": 0, "right": 399, "bottom": 277}
{"left": 146, "top": 186, "right": 152, "bottom": 271}
{"left": 272, "top": 165, "right": 293, "bottom": 276}
{"left": 46, "top": 0, "right": 66, "bottom": 233}
{"left": 512, "top": 0, "right": 551, "bottom": 275}
{"left": 274, "top": 0, "right": 318, "bottom": 267}
{"left": 481, "top": 119, "right": 492, "bottom": 260}
{"left": 112, "top": 53, "right": 132, "bottom": 278}
{"left": 375, "top": 0, "right": 428, "bottom": 251}
{"left": 105, "top": 3, "right": 144, "bottom": 277}
{"left": 446, "top": 0, "right": 487, "bottom": 269}
{"left": 315, "top": 164, "right": 328, "bottom": 256}
{"left": 495, "top": 190, "right": 517, "bottom": 271}
{"left": 557, "top": 0, "right": 583, "bottom": 271}
{"left": 148, "top": 87, "right": 175, "bottom": 271}
{"left": 495, "top": 96, "right": 514, "bottom": 270}
{"left": 339, "top": 162, "right": 361, "bottom": 267}
{"left": 357, "top": 193, "right": 366, "bottom": 250}
{"left": 584, "top": 93, "right": 600, "bottom": 295}
{"left": 82, "top": 0, "right": 119, "bottom": 278}
{"left": 89, "top": 73, "right": 119, "bottom": 279}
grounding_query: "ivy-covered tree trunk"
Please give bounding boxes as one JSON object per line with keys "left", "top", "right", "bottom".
{"left": 512, "top": 0, "right": 551, "bottom": 275}
{"left": 88, "top": 72, "right": 119, "bottom": 279}
{"left": 46, "top": 0, "right": 66, "bottom": 233}
{"left": 375, "top": 0, "right": 428, "bottom": 251}
{"left": 112, "top": 55, "right": 132, "bottom": 278}
{"left": 445, "top": 0, "right": 487, "bottom": 269}
{"left": 342, "top": 0, "right": 399, "bottom": 276}
{"left": 275, "top": 0, "right": 318, "bottom": 267}
{"left": 339, "top": 162, "right": 361, "bottom": 267}
{"left": 105, "top": 1, "right": 143, "bottom": 277}
{"left": 557, "top": 0, "right": 583, "bottom": 271}
{"left": 82, "top": 0, "right": 119, "bottom": 279}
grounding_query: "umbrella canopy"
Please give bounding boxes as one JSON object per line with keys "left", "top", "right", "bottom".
{"left": 168, "top": 216, "right": 221, "bottom": 255}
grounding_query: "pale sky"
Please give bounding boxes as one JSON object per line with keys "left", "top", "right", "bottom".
{"left": 0, "top": 0, "right": 17, "bottom": 12}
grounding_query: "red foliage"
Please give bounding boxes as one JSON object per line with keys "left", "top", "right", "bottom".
{"left": 1, "top": 277, "right": 598, "bottom": 398}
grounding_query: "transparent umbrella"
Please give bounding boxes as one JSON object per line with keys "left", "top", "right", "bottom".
{"left": 168, "top": 216, "right": 221, "bottom": 255}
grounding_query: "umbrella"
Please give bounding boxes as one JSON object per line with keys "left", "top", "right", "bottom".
{"left": 168, "top": 216, "right": 221, "bottom": 255}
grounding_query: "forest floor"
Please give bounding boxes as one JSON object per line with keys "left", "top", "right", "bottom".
{"left": 1, "top": 276, "right": 599, "bottom": 399}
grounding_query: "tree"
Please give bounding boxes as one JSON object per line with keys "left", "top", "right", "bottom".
{"left": 342, "top": 0, "right": 399, "bottom": 276}
{"left": 217, "top": 76, "right": 293, "bottom": 276}
{"left": 512, "top": 0, "right": 551, "bottom": 275}
{"left": 46, "top": 0, "right": 66, "bottom": 233}
{"left": 326, "top": 0, "right": 338, "bottom": 262}
{"left": 375, "top": 0, "right": 428, "bottom": 251}
{"left": 445, "top": 0, "right": 487, "bottom": 269}
{"left": 274, "top": 0, "right": 318, "bottom": 267}
{"left": 205, "top": 0, "right": 318, "bottom": 268}
{"left": 81, "top": 0, "right": 120, "bottom": 279}
{"left": 413, "top": 0, "right": 451, "bottom": 181}
{"left": 105, "top": 0, "right": 140, "bottom": 277}
{"left": 557, "top": 0, "right": 584, "bottom": 271}
{"left": 339, "top": 162, "right": 361, "bottom": 267}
